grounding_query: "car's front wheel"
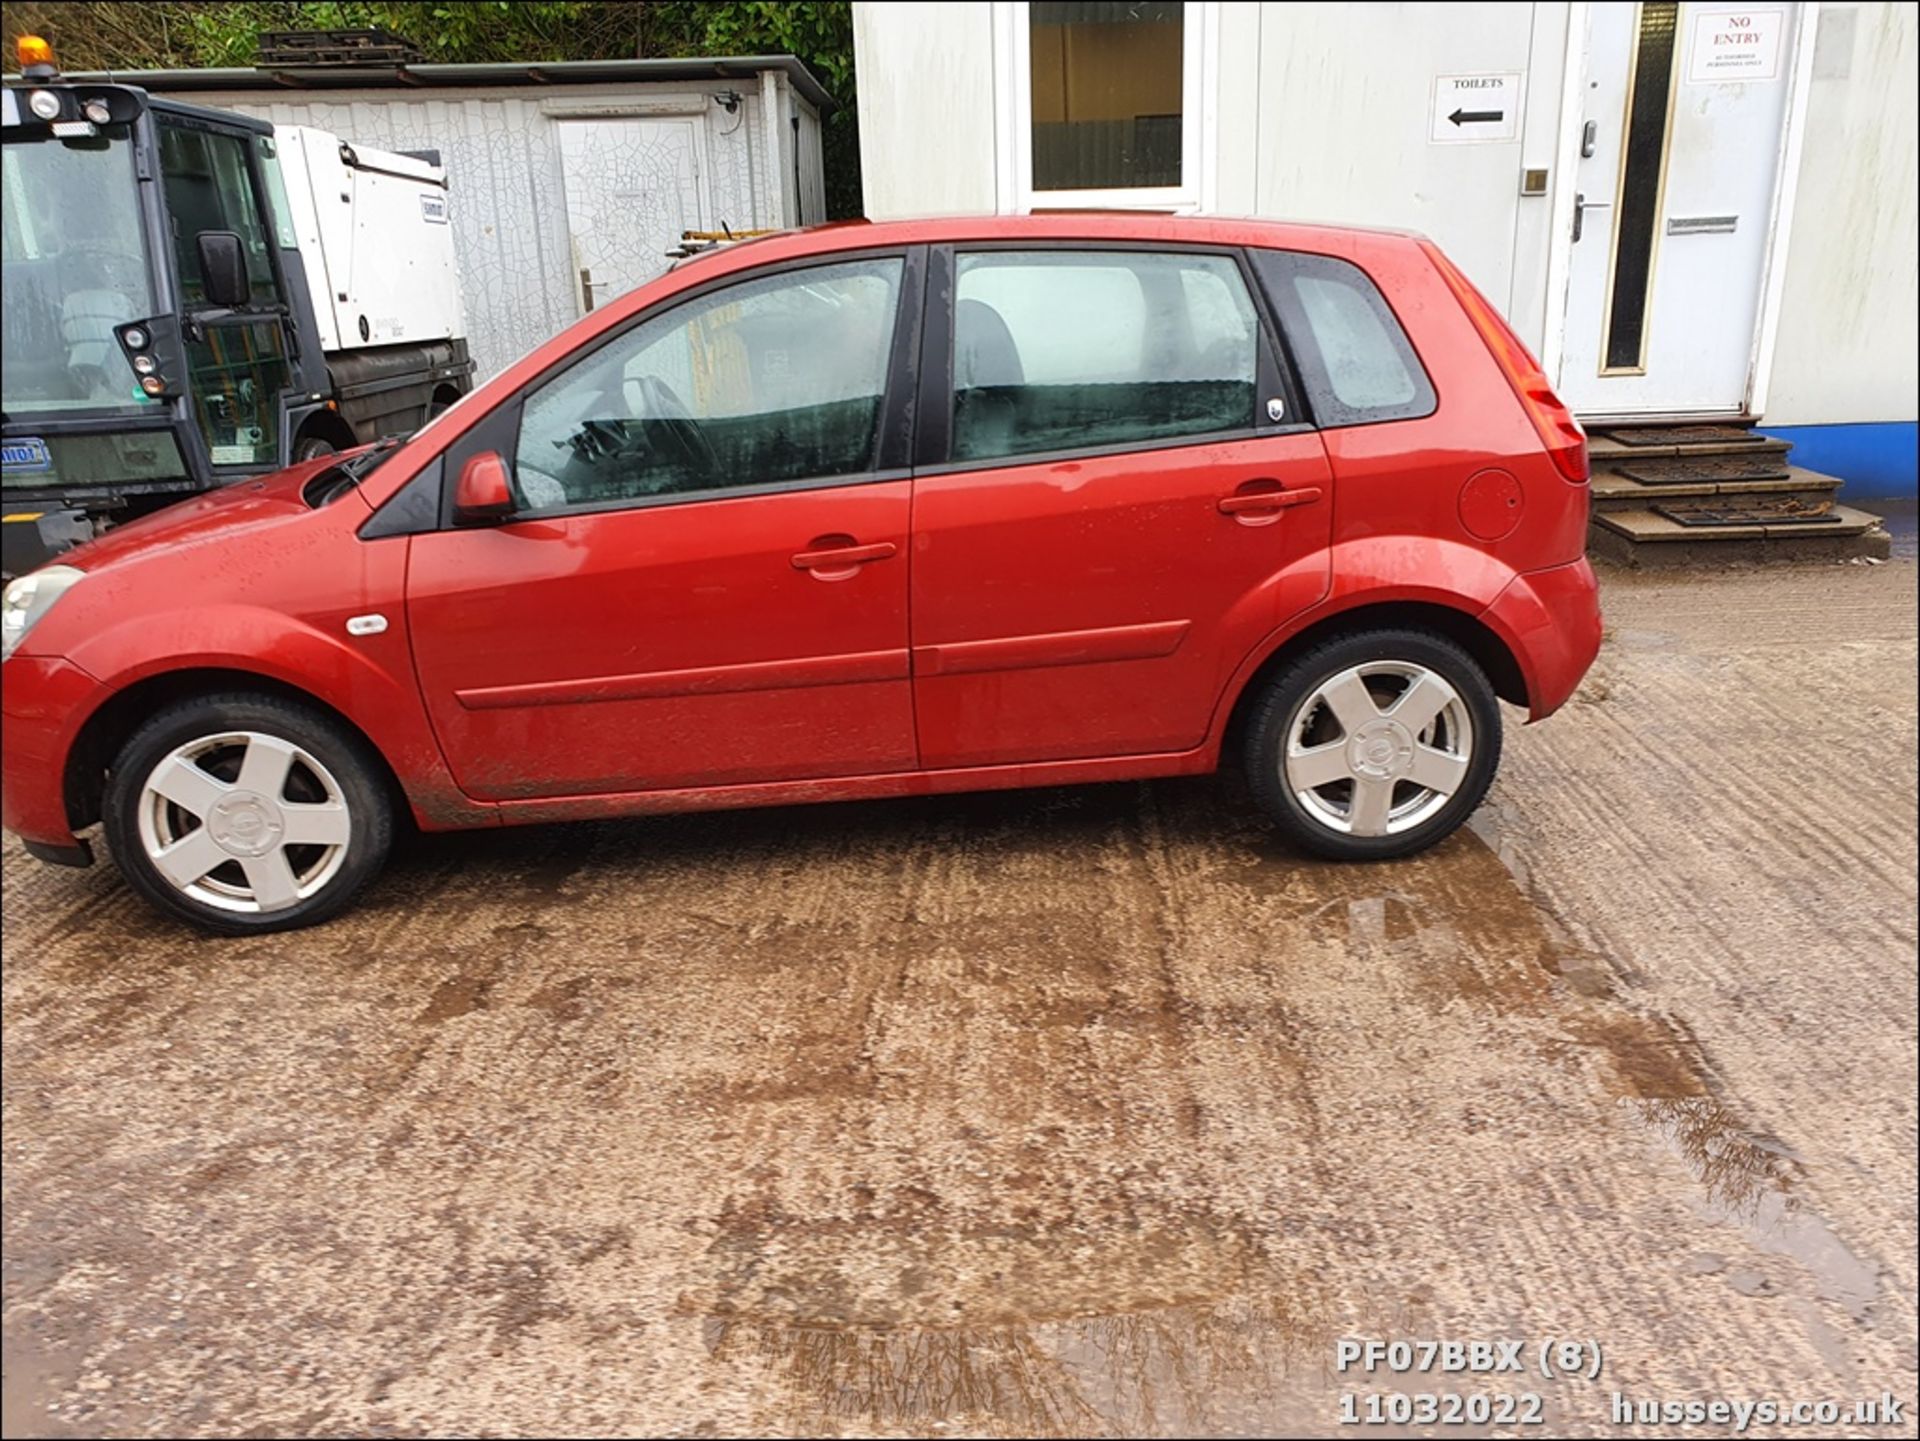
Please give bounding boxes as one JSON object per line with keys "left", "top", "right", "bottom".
{"left": 1244, "top": 628, "right": 1502, "bottom": 861}
{"left": 102, "top": 693, "right": 393, "bottom": 934}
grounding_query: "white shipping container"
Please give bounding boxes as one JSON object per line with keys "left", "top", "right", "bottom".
{"left": 272, "top": 125, "right": 462, "bottom": 354}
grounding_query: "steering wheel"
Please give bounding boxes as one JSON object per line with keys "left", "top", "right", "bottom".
{"left": 634, "top": 375, "right": 719, "bottom": 481}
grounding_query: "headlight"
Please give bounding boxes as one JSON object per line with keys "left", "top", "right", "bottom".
{"left": 1, "top": 565, "right": 85, "bottom": 661}
{"left": 27, "top": 89, "right": 61, "bottom": 121}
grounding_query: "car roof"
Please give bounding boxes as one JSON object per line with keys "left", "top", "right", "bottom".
{"left": 677, "top": 213, "right": 1429, "bottom": 275}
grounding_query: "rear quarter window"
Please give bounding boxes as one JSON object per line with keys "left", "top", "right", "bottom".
{"left": 1250, "top": 249, "right": 1436, "bottom": 428}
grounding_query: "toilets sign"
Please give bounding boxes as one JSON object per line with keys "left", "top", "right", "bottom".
{"left": 1430, "top": 73, "right": 1522, "bottom": 143}
{"left": 1688, "top": 8, "right": 1785, "bottom": 83}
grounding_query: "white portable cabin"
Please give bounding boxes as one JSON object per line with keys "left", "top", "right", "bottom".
{"left": 853, "top": 2, "right": 1918, "bottom": 501}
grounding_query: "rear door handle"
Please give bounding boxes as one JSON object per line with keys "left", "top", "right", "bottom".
{"left": 1218, "top": 486, "right": 1322, "bottom": 517}
{"left": 791, "top": 537, "right": 897, "bottom": 579}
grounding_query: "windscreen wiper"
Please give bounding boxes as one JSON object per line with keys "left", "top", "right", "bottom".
{"left": 339, "top": 438, "right": 403, "bottom": 478}
{"left": 305, "top": 438, "right": 403, "bottom": 506}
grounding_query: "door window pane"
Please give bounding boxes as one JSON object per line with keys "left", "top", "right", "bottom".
{"left": 951, "top": 250, "right": 1257, "bottom": 463}
{"left": 514, "top": 257, "right": 903, "bottom": 510}
{"left": 186, "top": 320, "right": 290, "bottom": 467}
{"left": 158, "top": 122, "right": 281, "bottom": 304}
{"left": 1030, "top": 1, "right": 1185, "bottom": 190}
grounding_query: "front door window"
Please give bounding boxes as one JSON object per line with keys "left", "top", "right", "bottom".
{"left": 512, "top": 256, "right": 904, "bottom": 510}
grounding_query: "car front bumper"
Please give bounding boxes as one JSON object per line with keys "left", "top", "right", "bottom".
{"left": 1, "top": 654, "right": 102, "bottom": 859}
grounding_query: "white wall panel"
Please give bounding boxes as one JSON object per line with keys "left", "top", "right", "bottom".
{"left": 854, "top": 0, "right": 1000, "bottom": 217}
{"left": 1764, "top": 1, "right": 1919, "bottom": 425}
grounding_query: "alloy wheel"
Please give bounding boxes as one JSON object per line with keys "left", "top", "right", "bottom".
{"left": 1283, "top": 661, "right": 1474, "bottom": 838}
{"left": 134, "top": 730, "right": 352, "bottom": 913}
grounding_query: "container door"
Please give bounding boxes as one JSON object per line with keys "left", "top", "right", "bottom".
{"left": 557, "top": 118, "right": 708, "bottom": 317}
{"left": 1560, "top": 2, "right": 1800, "bottom": 415}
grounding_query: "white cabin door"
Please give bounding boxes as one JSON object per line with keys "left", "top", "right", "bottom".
{"left": 1559, "top": 3, "right": 1798, "bottom": 416}
{"left": 556, "top": 118, "right": 708, "bottom": 317}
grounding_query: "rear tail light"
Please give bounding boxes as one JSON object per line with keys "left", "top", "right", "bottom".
{"left": 1420, "top": 240, "right": 1589, "bottom": 483}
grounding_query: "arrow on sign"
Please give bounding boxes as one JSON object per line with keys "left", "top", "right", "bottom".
{"left": 1449, "top": 107, "right": 1505, "bottom": 126}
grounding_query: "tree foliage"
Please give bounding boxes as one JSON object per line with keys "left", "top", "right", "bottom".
{"left": 4, "top": 2, "right": 862, "bottom": 216}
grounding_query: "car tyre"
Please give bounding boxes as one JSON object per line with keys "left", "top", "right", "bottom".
{"left": 102, "top": 692, "right": 393, "bottom": 935}
{"left": 1244, "top": 628, "right": 1501, "bottom": 861}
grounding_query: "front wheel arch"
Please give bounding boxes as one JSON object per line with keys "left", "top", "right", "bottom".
{"left": 64, "top": 667, "right": 409, "bottom": 839}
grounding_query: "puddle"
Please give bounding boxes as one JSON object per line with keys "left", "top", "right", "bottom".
{"left": 1634, "top": 1097, "right": 1882, "bottom": 1324}
{"left": 706, "top": 1290, "right": 1331, "bottom": 1438}
{"left": 682, "top": 1178, "right": 1341, "bottom": 1435}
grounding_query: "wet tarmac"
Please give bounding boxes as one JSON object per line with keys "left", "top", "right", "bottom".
{"left": 3, "top": 560, "right": 1916, "bottom": 1437}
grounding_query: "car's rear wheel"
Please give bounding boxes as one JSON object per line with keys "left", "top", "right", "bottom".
{"left": 102, "top": 693, "right": 392, "bottom": 934}
{"left": 1244, "top": 628, "right": 1501, "bottom": 861}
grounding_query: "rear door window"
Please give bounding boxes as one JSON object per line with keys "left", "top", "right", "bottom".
{"left": 949, "top": 249, "right": 1259, "bottom": 463}
{"left": 1250, "top": 250, "right": 1436, "bottom": 427}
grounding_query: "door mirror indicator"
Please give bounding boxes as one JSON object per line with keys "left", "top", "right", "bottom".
{"left": 195, "top": 230, "right": 251, "bottom": 308}
{"left": 453, "top": 451, "right": 516, "bottom": 525}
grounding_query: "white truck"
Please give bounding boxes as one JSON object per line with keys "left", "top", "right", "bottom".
{"left": 2, "top": 44, "right": 473, "bottom": 572}
{"left": 271, "top": 124, "right": 468, "bottom": 442}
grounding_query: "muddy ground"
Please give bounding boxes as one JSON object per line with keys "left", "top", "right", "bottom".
{"left": 3, "top": 559, "right": 1915, "bottom": 1438}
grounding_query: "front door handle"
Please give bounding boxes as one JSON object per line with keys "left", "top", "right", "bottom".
{"left": 1218, "top": 484, "right": 1323, "bottom": 526}
{"left": 791, "top": 536, "right": 898, "bottom": 580}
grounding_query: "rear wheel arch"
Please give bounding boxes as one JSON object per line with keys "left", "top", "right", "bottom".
{"left": 64, "top": 668, "right": 409, "bottom": 837}
{"left": 1218, "top": 599, "right": 1529, "bottom": 764}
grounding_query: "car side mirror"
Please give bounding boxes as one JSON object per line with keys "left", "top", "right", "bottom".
{"left": 452, "top": 451, "right": 516, "bottom": 525}
{"left": 196, "top": 231, "right": 251, "bottom": 308}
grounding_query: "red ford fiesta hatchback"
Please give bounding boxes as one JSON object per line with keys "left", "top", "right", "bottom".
{"left": 2, "top": 216, "right": 1601, "bottom": 934}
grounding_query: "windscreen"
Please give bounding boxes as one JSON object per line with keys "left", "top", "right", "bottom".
{"left": 2, "top": 126, "right": 160, "bottom": 424}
